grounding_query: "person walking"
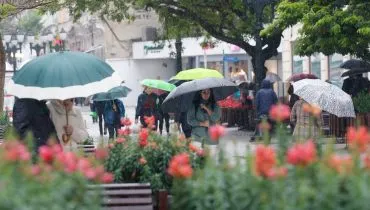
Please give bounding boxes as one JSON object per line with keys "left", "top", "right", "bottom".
{"left": 290, "top": 99, "right": 323, "bottom": 140}
{"left": 187, "top": 89, "right": 221, "bottom": 145}
{"left": 158, "top": 93, "right": 170, "bottom": 135}
{"left": 135, "top": 87, "right": 159, "bottom": 129}
{"left": 94, "top": 100, "right": 108, "bottom": 136}
{"left": 47, "top": 99, "right": 88, "bottom": 152}
{"left": 13, "top": 99, "right": 58, "bottom": 153}
{"left": 104, "top": 99, "right": 125, "bottom": 139}
{"left": 252, "top": 79, "right": 278, "bottom": 141}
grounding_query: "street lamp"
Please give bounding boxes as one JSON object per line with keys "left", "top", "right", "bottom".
{"left": 3, "top": 34, "right": 24, "bottom": 74}
{"left": 28, "top": 34, "right": 47, "bottom": 56}
{"left": 46, "top": 28, "right": 67, "bottom": 52}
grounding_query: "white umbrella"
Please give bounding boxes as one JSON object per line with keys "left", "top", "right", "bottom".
{"left": 293, "top": 79, "right": 356, "bottom": 118}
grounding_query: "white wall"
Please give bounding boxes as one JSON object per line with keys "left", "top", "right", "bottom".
{"left": 106, "top": 58, "right": 176, "bottom": 107}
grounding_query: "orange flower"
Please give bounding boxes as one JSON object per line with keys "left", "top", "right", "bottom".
{"left": 139, "top": 157, "right": 147, "bottom": 165}
{"left": 168, "top": 153, "right": 192, "bottom": 179}
{"left": 144, "top": 116, "right": 155, "bottom": 127}
{"left": 254, "top": 145, "right": 277, "bottom": 177}
{"left": 208, "top": 125, "right": 226, "bottom": 141}
{"left": 139, "top": 129, "right": 149, "bottom": 147}
{"left": 286, "top": 140, "right": 317, "bottom": 167}
{"left": 327, "top": 154, "right": 353, "bottom": 174}
{"left": 269, "top": 104, "right": 291, "bottom": 122}
{"left": 189, "top": 143, "right": 199, "bottom": 152}
{"left": 259, "top": 121, "right": 271, "bottom": 132}
{"left": 302, "top": 103, "right": 321, "bottom": 117}
{"left": 346, "top": 126, "right": 370, "bottom": 153}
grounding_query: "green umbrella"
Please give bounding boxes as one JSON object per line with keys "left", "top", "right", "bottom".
{"left": 7, "top": 51, "right": 122, "bottom": 100}
{"left": 92, "top": 86, "right": 132, "bottom": 101}
{"left": 140, "top": 79, "right": 176, "bottom": 92}
{"left": 172, "top": 68, "right": 223, "bottom": 80}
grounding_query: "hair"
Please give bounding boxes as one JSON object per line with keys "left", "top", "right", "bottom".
{"left": 192, "top": 89, "right": 216, "bottom": 113}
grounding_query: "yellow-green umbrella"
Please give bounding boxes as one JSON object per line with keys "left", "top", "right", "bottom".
{"left": 173, "top": 68, "right": 223, "bottom": 80}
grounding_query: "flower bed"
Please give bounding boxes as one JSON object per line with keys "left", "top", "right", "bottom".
{"left": 0, "top": 138, "right": 113, "bottom": 209}
{"left": 104, "top": 117, "right": 205, "bottom": 192}
{"left": 170, "top": 104, "right": 370, "bottom": 210}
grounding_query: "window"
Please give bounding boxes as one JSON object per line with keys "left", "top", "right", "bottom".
{"left": 310, "top": 53, "right": 321, "bottom": 79}
{"left": 329, "top": 53, "right": 344, "bottom": 87}
{"left": 292, "top": 42, "right": 303, "bottom": 74}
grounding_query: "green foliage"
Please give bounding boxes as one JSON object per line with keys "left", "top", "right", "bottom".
{"left": 17, "top": 10, "right": 43, "bottom": 35}
{"left": 353, "top": 91, "right": 370, "bottom": 113}
{"left": 0, "top": 4, "right": 16, "bottom": 20}
{"left": 105, "top": 131, "right": 204, "bottom": 191}
{"left": 0, "top": 138, "right": 105, "bottom": 209}
{"left": 171, "top": 122, "right": 370, "bottom": 210}
{"left": 264, "top": 0, "right": 370, "bottom": 60}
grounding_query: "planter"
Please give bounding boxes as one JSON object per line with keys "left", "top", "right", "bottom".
{"left": 153, "top": 190, "right": 170, "bottom": 210}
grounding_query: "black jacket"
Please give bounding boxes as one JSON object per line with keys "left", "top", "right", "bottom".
{"left": 13, "top": 99, "right": 57, "bottom": 151}
{"left": 135, "top": 92, "right": 158, "bottom": 120}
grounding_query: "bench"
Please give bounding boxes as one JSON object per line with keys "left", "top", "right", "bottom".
{"left": 89, "top": 183, "right": 153, "bottom": 210}
{"left": 77, "top": 144, "right": 96, "bottom": 156}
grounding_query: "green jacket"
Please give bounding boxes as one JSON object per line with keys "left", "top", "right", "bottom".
{"left": 187, "top": 103, "right": 221, "bottom": 145}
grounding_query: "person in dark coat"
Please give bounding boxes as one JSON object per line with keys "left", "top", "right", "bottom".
{"left": 13, "top": 99, "right": 58, "bottom": 153}
{"left": 94, "top": 100, "right": 108, "bottom": 136}
{"left": 157, "top": 93, "right": 170, "bottom": 135}
{"left": 104, "top": 99, "right": 125, "bottom": 139}
{"left": 256, "top": 79, "right": 278, "bottom": 117}
{"left": 342, "top": 74, "right": 370, "bottom": 97}
{"left": 252, "top": 79, "right": 278, "bottom": 140}
{"left": 287, "top": 83, "right": 300, "bottom": 109}
{"left": 175, "top": 112, "right": 192, "bottom": 139}
{"left": 135, "top": 87, "right": 159, "bottom": 129}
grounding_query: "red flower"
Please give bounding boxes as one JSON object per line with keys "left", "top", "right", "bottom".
{"left": 139, "top": 129, "right": 149, "bottom": 147}
{"left": 139, "top": 157, "right": 147, "bottom": 165}
{"left": 116, "top": 137, "right": 126, "bottom": 144}
{"left": 77, "top": 158, "right": 92, "bottom": 171}
{"left": 100, "top": 172, "right": 114, "bottom": 183}
{"left": 39, "top": 145, "right": 54, "bottom": 164}
{"left": 327, "top": 154, "right": 353, "bottom": 174}
{"left": 209, "top": 125, "right": 226, "bottom": 141}
{"left": 117, "top": 129, "right": 125, "bottom": 136}
{"left": 286, "top": 140, "right": 317, "bottom": 167}
{"left": 168, "top": 153, "right": 192, "bottom": 179}
{"left": 95, "top": 148, "right": 108, "bottom": 160}
{"left": 346, "top": 126, "right": 370, "bottom": 153}
{"left": 189, "top": 143, "right": 199, "bottom": 152}
{"left": 254, "top": 145, "right": 276, "bottom": 177}
{"left": 266, "top": 167, "right": 288, "bottom": 180}
{"left": 123, "top": 128, "right": 132, "bottom": 136}
{"left": 269, "top": 104, "right": 291, "bottom": 122}
{"left": 108, "top": 143, "right": 115, "bottom": 149}
{"left": 84, "top": 168, "right": 98, "bottom": 180}
{"left": 196, "top": 149, "right": 205, "bottom": 157}
{"left": 30, "top": 165, "right": 42, "bottom": 176}
{"left": 121, "top": 117, "right": 132, "bottom": 126}
{"left": 144, "top": 116, "right": 155, "bottom": 127}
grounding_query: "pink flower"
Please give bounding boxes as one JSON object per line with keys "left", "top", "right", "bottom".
{"left": 121, "top": 118, "right": 132, "bottom": 126}
{"left": 208, "top": 125, "right": 226, "bottom": 141}
{"left": 95, "top": 148, "right": 108, "bottom": 160}
{"left": 116, "top": 137, "right": 126, "bottom": 144}
{"left": 39, "top": 145, "right": 54, "bottom": 164}
{"left": 100, "top": 172, "right": 114, "bottom": 183}
{"left": 286, "top": 140, "right": 317, "bottom": 167}
{"left": 269, "top": 104, "right": 291, "bottom": 122}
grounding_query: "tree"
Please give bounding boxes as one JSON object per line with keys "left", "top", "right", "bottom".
{"left": 0, "top": 1, "right": 53, "bottom": 112}
{"left": 263, "top": 0, "right": 370, "bottom": 61}
{"left": 158, "top": 16, "right": 202, "bottom": 72}
{"left": 55, "top": 0, "right": 283, "bottom": 88}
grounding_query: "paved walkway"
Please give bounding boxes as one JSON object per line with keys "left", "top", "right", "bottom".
{"left": 80, "top": 106, "right": 347, "bottom": 160}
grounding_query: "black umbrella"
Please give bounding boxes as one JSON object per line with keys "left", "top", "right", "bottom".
{"left": 340, "top": 59, "right": 370, "bottom": 69}
{"left": 161, "top": 78, "right": 238, "bottom": 113}
{"left": 341, "top": 68, "right": 370, "bottom": 77}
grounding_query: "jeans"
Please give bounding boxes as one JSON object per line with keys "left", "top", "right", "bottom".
{"left": 107, "top": 124, "right": 121, "bottom": 139}
{"left": 97, "top": 112, "right": 107, "bottom": 136}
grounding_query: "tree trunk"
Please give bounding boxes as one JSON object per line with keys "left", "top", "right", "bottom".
{"left": 0, "top": 34, "right": 6, "bottom": 113}
{"left": 175, "top": 35, "right": 183, "bottom": 73}
{"left": 252, "top": 32, "right": 266, "bottom": 91}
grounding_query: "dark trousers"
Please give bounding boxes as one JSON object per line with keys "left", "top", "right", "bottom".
{"left": 159, "top": 113, "right": 170, "bottom": 134}
{"left": 108, "top": 124, "right": 121, "bottom": 139}
{"left": 97, "top": 113, "right": 107, "bottom": 136}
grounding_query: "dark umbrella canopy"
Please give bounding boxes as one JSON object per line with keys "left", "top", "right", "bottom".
{"left": 161, "top": 78, "right": 237, "bottom": 113}
{"left": 92, "top": 86, "right": 132, "bottom": 101}
{"left": 340, "top": 59, "right": 370, "bottom": 69}
{"left": 341, "top": 68, "right": 370, "bottom": 77}
{"left": 287, "top": 73, "right": 318, "bottom": 82}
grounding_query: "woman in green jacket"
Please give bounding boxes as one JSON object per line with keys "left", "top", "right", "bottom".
{"left": 187, "top": 89, "right": 221, "bottom": 145}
